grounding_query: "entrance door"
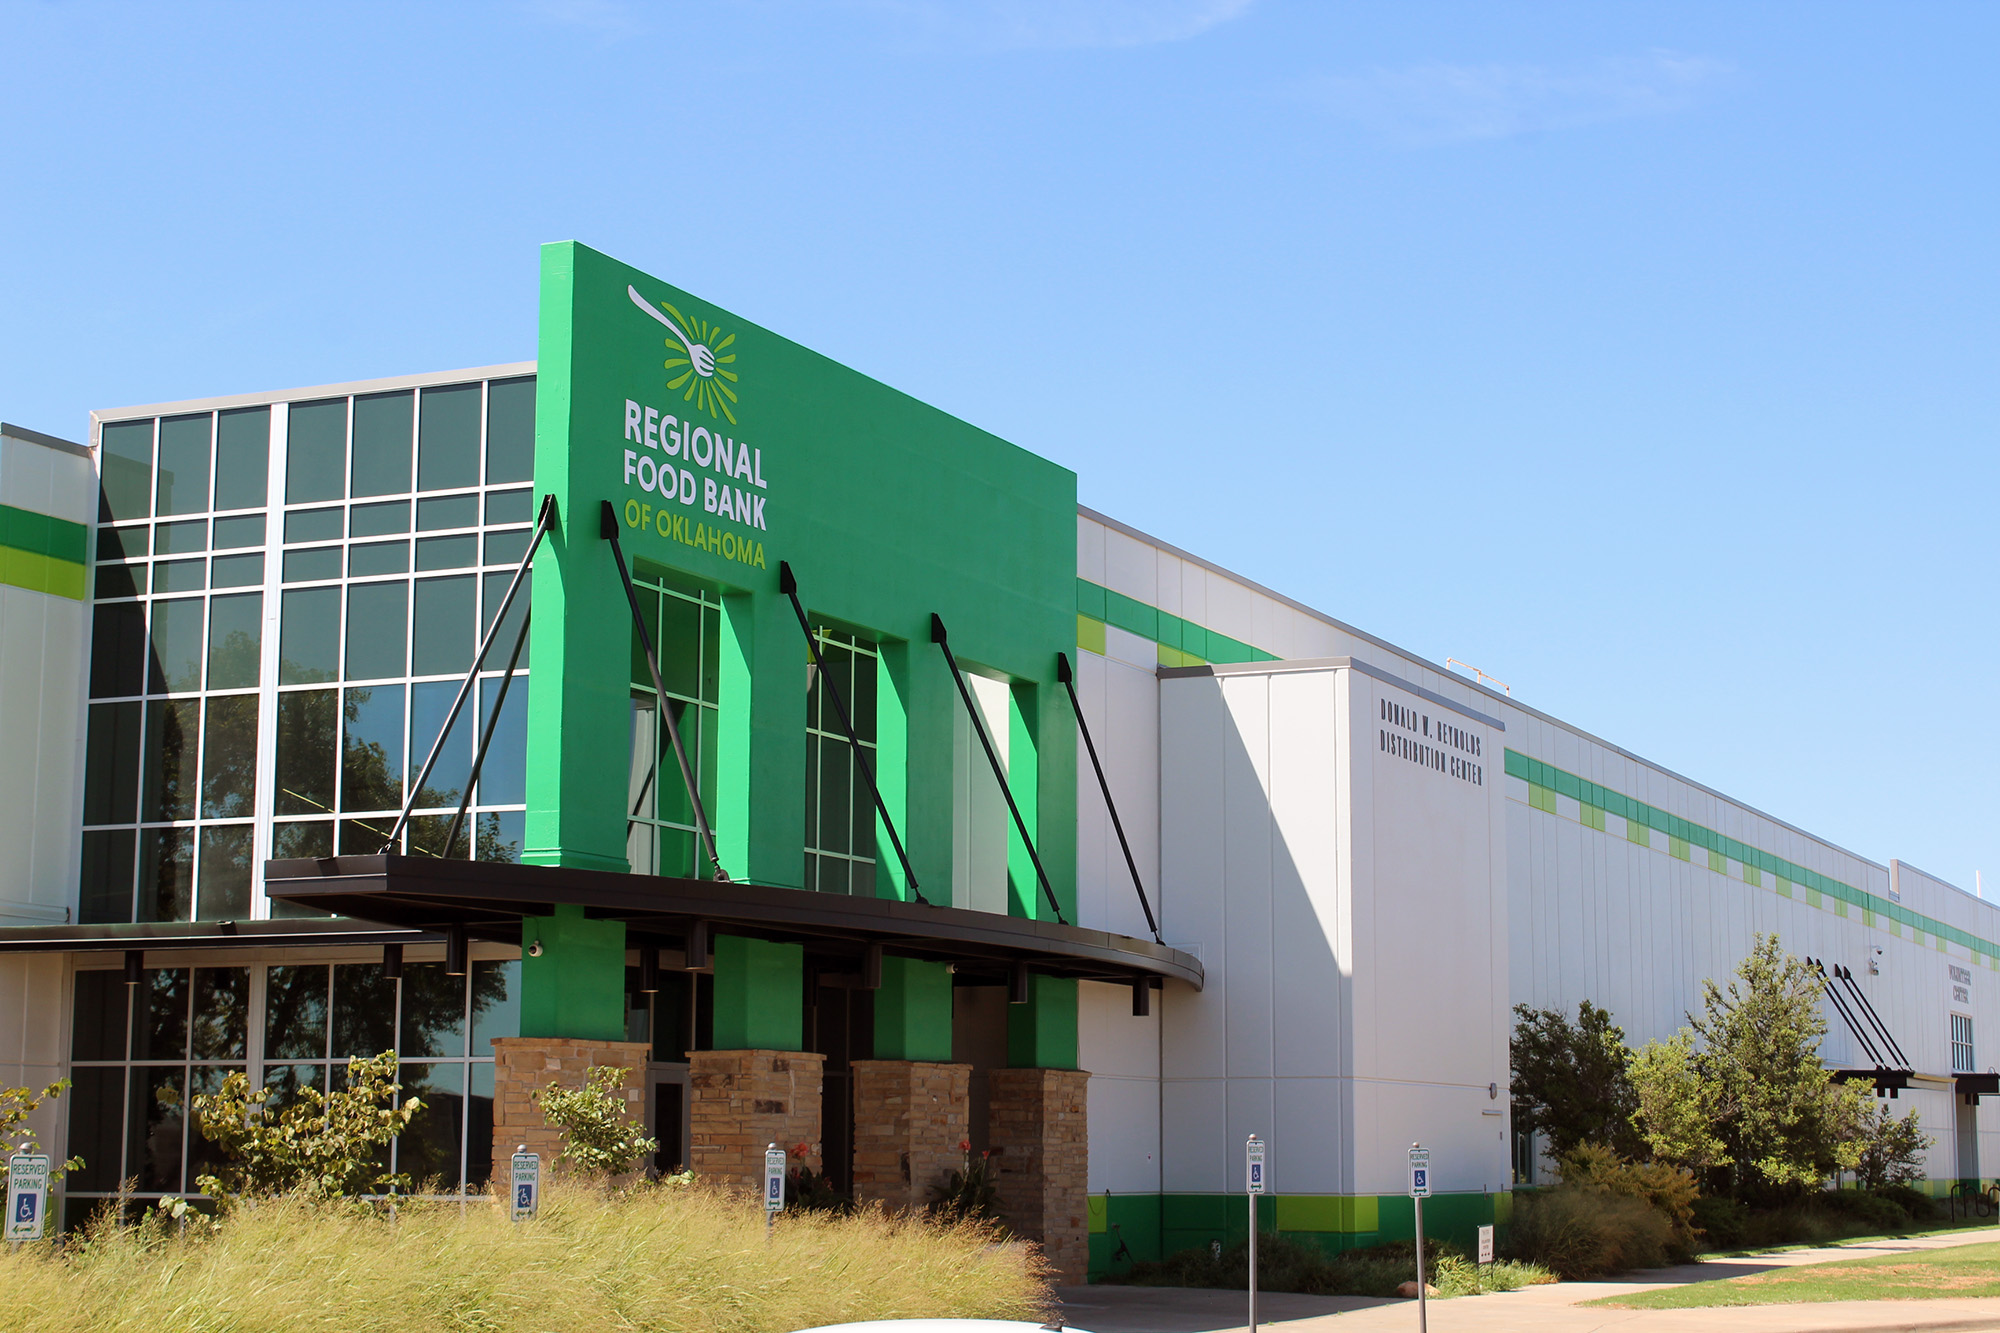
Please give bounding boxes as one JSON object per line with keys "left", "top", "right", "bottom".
{"left": 1958, "top": 1095, "right": 1979, "bottom": 1184}
{"left": 648, "top": 1064, "right": 690, "bottom": 1174}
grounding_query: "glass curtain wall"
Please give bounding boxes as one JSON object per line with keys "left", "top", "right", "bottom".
{"left": 65, "top": 957, "right": 519, "bottom": 1217}
{"left": 80, "top": 376, "right": 537, "bottom": 924}
{"left": 803, "top": 628, "right": 879, "bottom": 896}
{"left": 625, "top": 566, "right": 720, "bottom": 878}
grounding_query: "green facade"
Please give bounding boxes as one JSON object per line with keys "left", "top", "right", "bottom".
{"left": 522, "top": 241, "right": 1081, "bottom": 1043}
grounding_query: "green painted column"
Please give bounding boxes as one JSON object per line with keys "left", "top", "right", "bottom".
{"left": 1035, "top": 677, "right": 1077, "bottom": 923}
{"left": 873, "top": 643, "right": 913, "bottom": 901}
{"left": 712, "top": 935, "right": 804, "bottom": 1050}
{"left": 904, "top": 635, "right": 958, "bottom": 902}
{"left": 519, "top": 904, "right": 628, "bottom": 1040}
{"left": 1007, "top": 974, "right": 1078, "bottom": 1069}
{"left": 873, "top": 956, "right": 954, "bottom": 1061}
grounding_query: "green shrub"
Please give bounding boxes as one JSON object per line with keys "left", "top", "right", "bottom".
{"left": 1690, "top": 1196, "right": 1748, "bottom": 1250}
{"left": 1120, "top": 1235, "right": 1553, "bottom": 1298}
{"left": 1818, "top": 1188, "right": 1909, "bottom": 1232}
{"left": 1506, "top": 1187, "right": 1674, "bottom": 1278}
{"left": 1871, "top": 1183, "right": 1936, "bottom": 1222}
{"left": 186, "top": 1052, "right": 422, "bottom": 1203}
{"left": 1559, "top": 1143, "right": 1702, "bottom": 1259}
{"left": 533, "top": 1066, "right": 658, "bottom": 1177}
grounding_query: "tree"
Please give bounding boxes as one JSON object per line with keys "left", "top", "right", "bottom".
{"left": 1852, "top": 1102, "right": 1931, "bottom": 1189}
{"left": 0, "top": 1080, "right": 83, "bottom": 1179}
{"left": 185, "top": 1051, "right": 425, "bottom": 1202}
{"left": 1510, "top": 1000, "right": 1643, "bottom": 1158}
{"left": 534, "top": 1066, "right": 657, "bottom": 1177}
{"left": 1629, "top": 934, "right": 1870, "bottom": 1203}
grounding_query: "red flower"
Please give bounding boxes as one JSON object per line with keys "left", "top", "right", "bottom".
{"left": 959, "top": 1138, "right": 971, "bottom": 1152}
{"left": 791, "top": 1142, "right": 811, "bottom": 1159}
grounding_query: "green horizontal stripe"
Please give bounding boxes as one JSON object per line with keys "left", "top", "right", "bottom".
{"left": 1076, "top": 578, "right": 1279, "bottom": 666}
{"left": 0, "top": 504, "right": 87, "bottom": 566}
{"left": 1507, "top": 749, "right": 1998, "bottom": 961}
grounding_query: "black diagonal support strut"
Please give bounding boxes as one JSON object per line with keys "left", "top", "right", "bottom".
{"left": 602, "top": 501, "right": 728, "bottom": 881}
{"left": 1838, "top": 964, "right": 1911, "bottom": 1067}
{"left": 1057, "top": 651, "right": 1162, "bottom": 945}
{"left": 779, "top": 561, "right": 929, "bottom": 906}
{"left": 1808, "top": 957, "right": 1884, "bottom": 1065}
{"left": 385, "top": 494, "right": 558, "bottom": 854}
{"left": 441, "top": 605, "right": 531, "bottom": 860}
{"left": 931, "top": 613, "right": 1066, "bottom": 925}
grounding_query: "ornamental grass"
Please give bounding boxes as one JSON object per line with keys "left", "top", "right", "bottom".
{"left": 0, "top": 1179, "right": 1052, "bottom": 1333}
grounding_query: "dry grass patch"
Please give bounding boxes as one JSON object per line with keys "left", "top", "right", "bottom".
{"left": 0, "top": 1181, "right": 1052, "bottom": 1333}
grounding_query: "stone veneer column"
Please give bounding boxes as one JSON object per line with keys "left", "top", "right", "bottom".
{"left": 489, "top": 1037, "right": 651, "bottom": 1186}
{"left": 988, "top": 1067, "right": 1089, "bottom": 1283}
{"left": 850, "top": 1059, "right": 972, "bottom": 1212}
{"left": 688, "top": 1049, "right": 826, "bottom": 1191}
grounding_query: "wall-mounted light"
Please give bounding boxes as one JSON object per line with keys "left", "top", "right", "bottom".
{"left": 123, "top": 950, "right": 143, "bottom": 987}
{"left": 639, "top": 944, "right": 659, "bottom": 994}
{"left": 445, "top": 926, "right": 468, "bottom": 977}
{"left": 382, "top": 943, "right": 403, "bottom": 981}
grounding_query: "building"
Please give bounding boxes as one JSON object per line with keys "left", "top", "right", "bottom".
{"left": 1, "top": 241, "right": 1994, "bottom": 1281}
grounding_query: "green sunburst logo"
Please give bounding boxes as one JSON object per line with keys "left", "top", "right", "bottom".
{"left": 627, "top": 284, "right": 741, "bottom": 425}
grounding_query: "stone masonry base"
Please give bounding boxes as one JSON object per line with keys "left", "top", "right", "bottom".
{"left": 850, "top": 1059, "right": 971, "bottom": 1213}
{"left": 689, "top": 1049, "right": 827, "bottom": 1193}
{"left": 489, "top": 1037, "right": 651, "bottom": 1187}
{"left": 988, "top": 1067, "right": 1089, "bottom": 1283}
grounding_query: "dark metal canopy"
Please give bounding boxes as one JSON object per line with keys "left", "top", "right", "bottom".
{"left": 1957, "top": 1072, "right": 2000, "bottom": 1104}
{"left": 263, "top": 854, "right": 1203, "bottom": 990}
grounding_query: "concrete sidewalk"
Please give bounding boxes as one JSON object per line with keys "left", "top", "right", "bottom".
{"left": 1053, "top": 1226, "right": 2000, "bottom": 1333}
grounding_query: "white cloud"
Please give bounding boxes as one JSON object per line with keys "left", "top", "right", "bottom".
{"left": 850, "top": 0, "right": 1255, "bottom": 51}
{"left": 1301, "top": 51, "right": 1733, "bottom": 145}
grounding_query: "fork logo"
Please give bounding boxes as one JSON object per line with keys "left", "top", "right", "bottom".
{"left": 629, "top": 285, "right": 741, "bottom": 425}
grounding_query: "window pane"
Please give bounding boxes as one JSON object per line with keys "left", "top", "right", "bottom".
{"left": 148, "top": 598, "right": 205, "bottom": 693}
{"left": 476, "top": 675, "right": 526, "bottom": 807}
{"left": 100, "top": 420, "right": 154, "bottom": 522}
{"left": 331, "top": 962, "right": 396, "bottom": 1058}
{"left": 346, "top": 581, "right": 408, "bottom": 680}
{"left": 279, "top": 587, "right": 341, "bottom": 684}
{"left": 271, "top": 819, "right": 334, "bottom": 859}
{"left": 408, "top": 813, "right": 469, "bottom": 860}
{"left": 408, "top": 681, "right": 469, "bottom": 809}
{"left": 206, "top": 593, "right": 262, "bottom": 690}
{"left": 351, "top": 390, "right": 413, "bottom": 498}
{"left": 397, "top": 1061, "right": 464, "bottom": 1188}
{"left": 283, "top": 547, "right": 342, "bottom": 583}
{"left": 340, "top": 818, "right": 397, "bottom": 855}
{"left": 138, "top": 827, "right": 194, "bottom": 922}
{"left": 127, "top": 1066, "right": 185, "bottom": 1193}
{"left": 418, "top": 383, "right": 481, "bottom": 492}
{"left": 133, "top": 967, "right": 189, "bottom": 1061}
{"left": 854, "top": 652, "right": 878, "bottom": 737}
{"left": 141, "top": 698, "right": 200, "bottom": 822}
{"left": 818, "top": 736, "right": 851, "bottom": 855}
{"left": 485, "top": 488, "right": 533, "bottom": 525}
{"left": 91, "top": 603, "right": 147, "bottom": 698}
{"left": 467, "top": 1062, "right": 496, "bottom": 1187}
{"left": 66, "top": 1065, "right": 126, "bottom": 1193}
{"left": 416, "top": 494, "right": 479, "bottom": 531}
{"left": 415, "top": 534, "right": 477, "bottom": 571}
{"left": 274, "top": 688, "right": 337, "bottom": 816}
{"left": 200, "top": 694, "right": 258, "bottom": 818}
{"left": 155, "top": 414, "right": 213, "bottom": 516}
{"left": 412, "top": 576, "right": 473, "bottom": 676}
{"left": 265, "top": 965, "right": 331, "bottom": 1060}
{"left": 155, "top": 519, "right": 207, "bottom": 555}
{"left": 187, "top": 1064, "right": 244, "bottom": 1188}
{"left": 486, "top": 377, "right": 535, "bottom": 483}
{"left": 351, "top": 500, "right": 409, "bottom": 537}
{"left": 152, "top": 559, "right": 206, "bottom": 594}
{"left": 261, "top": 1063, "right": 323, "bottom": 1110}
{"left": 286, "top": 398, "right": 348, "bottom": 504}
{"left": 84, "top": 701, "right": 143, "bottom": 824}
{"left": 212, "top": 514, "right": 265, "bottom": 549}
{"left": 284, "top": 507, "right": 343, "bottom": 544}
{"left": 653, "top": 594, "right": 702, "bottom": 699}
{"left": 214, "top": 406, "right": 270, "bottom": 511}
{"left": 96, "top": 562, "right": 143, "bottom": 600}
{"left": 400, "top": 963, "right": 466, "bottom": 1058}
{"left": 190, "top": 967, "right": 249, "bottom": 1060}
{"left": 79, "top": 829, "right": 136, "bottom": 924}
{"left": 483, "top": 530, "right": 530, "bottom": 567}
{"left": 342, "top": 684, "right": 405, "bottom": 813}
{"left": 99, "top": 526, "right": 145, "bottom": 562}
{"left": 475, "top": 809, "right": 523, "bottom": 864}
{"left": 482, "top": 572, "right": 529, "bottom": 669}
{"left": 211, "top": 552, "right": 263, "bottom": 589}
{"left": 349, "top": 541, "right": 407, "bottom": 577}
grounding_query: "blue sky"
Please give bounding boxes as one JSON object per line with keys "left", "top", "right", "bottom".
{"left": 4, "top": 1, "right": 1997, "bottom": 895}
